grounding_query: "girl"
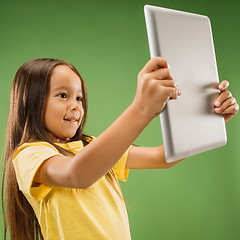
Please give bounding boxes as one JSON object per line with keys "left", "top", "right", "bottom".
{"left": 2, "top": 57, "right": 238, "bottom": 240}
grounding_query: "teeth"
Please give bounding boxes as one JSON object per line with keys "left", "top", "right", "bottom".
{"left": 65, "top": 119, "right": 77, "bottom": 122}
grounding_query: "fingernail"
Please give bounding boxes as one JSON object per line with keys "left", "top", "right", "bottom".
{"left": 178, "top": 90, "right": 182, "bottom": 95}
{"left": 215, "top": 101, "right": 220, "bottom": 107}
{"left": 215, "top": 108, "right": 221, "bottom": 113}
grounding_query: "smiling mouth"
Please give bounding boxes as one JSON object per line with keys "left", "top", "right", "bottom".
{"left": 64, "top": 118, "right": 78, "bottom": 123}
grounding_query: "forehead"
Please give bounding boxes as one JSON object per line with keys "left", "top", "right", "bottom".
{"left": 50, "top": 65, "right": 82, "bottom": 91}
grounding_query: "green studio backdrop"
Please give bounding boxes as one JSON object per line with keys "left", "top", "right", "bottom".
{"left": 0, "top": 0, "right": 240, "bottom": 239}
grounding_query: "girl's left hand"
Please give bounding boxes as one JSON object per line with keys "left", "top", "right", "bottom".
{"left": 214, "top": 80, "right": 239, "bottom": 123}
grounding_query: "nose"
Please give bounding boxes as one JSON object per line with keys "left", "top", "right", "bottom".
{"left": 69, "top": 99, "right": 81, "bottom": 111}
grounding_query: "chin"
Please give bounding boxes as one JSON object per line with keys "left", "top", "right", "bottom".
{"left": 65, "top": 132, "right": 78, "bottom": 140}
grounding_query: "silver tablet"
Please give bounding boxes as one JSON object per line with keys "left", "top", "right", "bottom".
{"left": 144, "top": 5, "right": 227, "bottom": 162}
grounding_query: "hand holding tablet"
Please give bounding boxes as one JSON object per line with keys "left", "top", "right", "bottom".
{"left": 144, "top": 5, "right": 229, "bottom": 162}
{"left": 136, "top": 57, "right": 182, "bottom": 119}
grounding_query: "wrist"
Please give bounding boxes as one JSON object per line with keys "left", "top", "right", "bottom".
{"left": 129, "top": 99, "right": 155, "bottom": 124}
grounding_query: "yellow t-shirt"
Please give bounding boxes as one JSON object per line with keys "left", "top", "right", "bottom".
{"left": 13, "top": 140, "right": 131, "bottom": 240}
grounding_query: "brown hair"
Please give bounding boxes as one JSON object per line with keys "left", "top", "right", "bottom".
{"left": 1, "top": 58, "right": 122, "bottom": 240}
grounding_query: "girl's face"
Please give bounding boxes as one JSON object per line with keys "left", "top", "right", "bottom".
{"left": 44, "top": 65, "right": 84, "bottom": 143}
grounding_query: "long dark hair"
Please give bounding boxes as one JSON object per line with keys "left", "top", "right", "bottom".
{"left": 2, "top": 58, "right": 124, "bottom": 240}
{"left": 1, "top": 58, "right": 91, "bottom": 240}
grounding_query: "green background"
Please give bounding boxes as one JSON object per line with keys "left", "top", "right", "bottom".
{"left": 0, "top": 0, "right": 239, "bottom": 239}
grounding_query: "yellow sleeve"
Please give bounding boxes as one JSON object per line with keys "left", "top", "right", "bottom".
{"left": 113, "top": 147, "right": 131, "bottom": 182}
{"left": 13, "top": 142, "right": 61, "bottom": 201}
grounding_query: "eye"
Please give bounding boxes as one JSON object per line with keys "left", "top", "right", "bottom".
{"left": 57, "top": 93, "right": 67, "bottom": 99}
{"left": 76, "top": 96, "right": 83, "bottom": 102}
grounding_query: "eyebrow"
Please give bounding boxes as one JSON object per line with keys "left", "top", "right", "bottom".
{"left": 53, "top": 86, "right": 69, "bottom": 91}
{"left": 52, "top": 86, "right": 83, "bottom": 95}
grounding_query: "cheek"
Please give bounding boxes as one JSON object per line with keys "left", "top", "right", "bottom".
{"left": 79, "top": 108, "right": 84, "bottom": 122}
{"left": 79, "top": 102, "right": 84, "bottom": 116}
{"left": 44, "top": 101, "right": 64, "bottom": 125}
{"left": 81, "top": 106, "right": 84, "bottom": 115}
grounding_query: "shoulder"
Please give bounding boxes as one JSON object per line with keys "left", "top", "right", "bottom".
{"left": 12, "top": 141, "right": 62, "bottom": 185}
{"left": 13, "top": 141, "right": 59, "bottom": 160}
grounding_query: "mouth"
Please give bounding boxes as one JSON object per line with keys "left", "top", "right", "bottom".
{"left": 64, "top": 118, "right": 79, "bottom": 123}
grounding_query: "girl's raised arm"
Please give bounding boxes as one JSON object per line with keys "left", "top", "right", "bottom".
{"left": 34, "top": 57, "right": 181, "bottom": 188}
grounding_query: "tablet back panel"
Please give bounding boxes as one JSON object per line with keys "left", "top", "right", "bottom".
{"left": 144, "top": 5, "right": 227, "bottom": 162}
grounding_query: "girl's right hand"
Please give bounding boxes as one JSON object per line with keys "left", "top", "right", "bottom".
{"left": 132, "top": 57, "right": 182, "bottom": 120}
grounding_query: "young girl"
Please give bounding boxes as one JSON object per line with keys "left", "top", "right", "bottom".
{"left": 2, "top": 57, "right": 238, "bottom": 240}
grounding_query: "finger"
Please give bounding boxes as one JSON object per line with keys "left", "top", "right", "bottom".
{"left": 153, "top": 79, "right": 182, "bottom": 99}
{"left": 214, "top": 97, "right": 236, "bottom": 113}
{"left": 221, "top": 103, "right": 239, "bottom": 115}
{"left": 142, "top": 57, "right": 168, "bottom": 73}
{"left": 162, "top": 86, "right": 181, "bottom": 100}
{"left": 156, "top": 80, "right": 179, "bottom": 88}
{"left": 218, "top": 80, "right": 229, "bottom": 91}
{"left": 214, "top": 90, "right": 232, "bottom": 108}
{"left": 150, "top": 67, "right": 173, "bottom": 80}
